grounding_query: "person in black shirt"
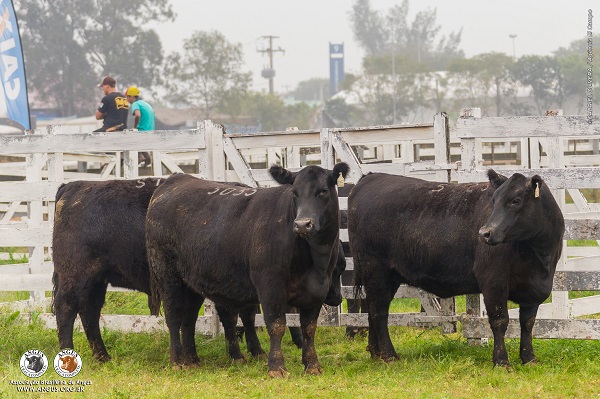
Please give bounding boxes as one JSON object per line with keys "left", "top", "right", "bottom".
{"left": 94, "top": 76, "right": 129, "bottom": 132}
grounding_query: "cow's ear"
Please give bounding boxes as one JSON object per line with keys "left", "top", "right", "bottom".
{"left": 531, "top": 175, "right": 543, "bottom": 199}
{"left": 269, "top": 165, "right": 295, "bottom": 185}
{"left": 330, "top": 162, "right": 350, "bottom": 185}
{"left": 488, "top": 169, "right": 508, "bottom": 188}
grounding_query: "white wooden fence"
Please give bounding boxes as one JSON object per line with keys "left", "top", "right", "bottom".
{"left": 1, "top": 111, "right": 598, "bottom": 340}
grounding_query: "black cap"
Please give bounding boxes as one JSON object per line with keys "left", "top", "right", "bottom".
{"left": 98, "top": 76, "right": 116, "bottom": 87}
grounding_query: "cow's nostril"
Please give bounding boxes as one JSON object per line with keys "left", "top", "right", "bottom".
{"left": 483, "top": 230, "right": 491, "bottom": 239}
{"left": 306, "top": 221, "right": 313, "bottom": 230}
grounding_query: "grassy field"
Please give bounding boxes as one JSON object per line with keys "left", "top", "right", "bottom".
{"left": 1, "top": 303, "right": 600, "bottom": 399}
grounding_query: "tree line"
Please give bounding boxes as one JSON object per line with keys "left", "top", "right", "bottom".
{"left": 17, "top": 0, "right": 600, "bottom": 131}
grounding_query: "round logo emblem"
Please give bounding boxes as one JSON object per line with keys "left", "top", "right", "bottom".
{"left": 53, "top": 349, "right": 82, "bottom": 378}
{"left": 20, "top": 349, "right": 48, "bottom": 378}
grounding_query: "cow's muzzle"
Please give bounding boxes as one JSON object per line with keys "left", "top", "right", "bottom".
{"left": 294, "top": 218, "right": 315, "bottom": 236}
{"left": 478, "top": 226, "right": 498, "bottom": 245}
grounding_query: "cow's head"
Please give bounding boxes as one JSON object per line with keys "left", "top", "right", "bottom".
{"left": 269, "top": 163, "right": 349, "bottom": 238}
{"left": 324, "top": 241, "right": 346, "bottom": 306}
{"left": 26, "top": 355, "right": 42, "bottom": 371}
{"left": 479, "top": 169, "right": 546, "bottom": 245}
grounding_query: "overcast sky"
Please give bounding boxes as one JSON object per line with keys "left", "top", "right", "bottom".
{"left": 155, "top": 0, "right": 597, "bottom": 93}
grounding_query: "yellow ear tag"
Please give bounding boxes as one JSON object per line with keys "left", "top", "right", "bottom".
{"left": 337, "top": 172, "right": 345, "bottom": 187}
{"left": 534, "top": 182, "right": 540, "bottom": 198}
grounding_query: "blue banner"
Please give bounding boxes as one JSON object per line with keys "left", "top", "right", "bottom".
{"left": 0, "top": 0, "right": 30, "bottom": 130}
{"left": 329, "top": 43, "right": 345, "bottom": 96}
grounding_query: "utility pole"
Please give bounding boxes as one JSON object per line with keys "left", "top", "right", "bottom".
{"left": 257, "top": 36, "right": 285, "bottom": 94}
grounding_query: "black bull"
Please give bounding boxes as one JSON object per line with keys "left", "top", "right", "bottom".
{"left": 348, "top": 170, "right": 564, "bottom": 367}
{"left": 52, "top": 178, "right": 343, "bottom": 363}
{"left": 147, "top": 163, "right": 349, "bottom": 377}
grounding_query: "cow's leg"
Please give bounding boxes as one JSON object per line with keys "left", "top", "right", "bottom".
{"left": 519, "top": 303, "right": 539, "bottom": 365}
{"left": 287, "top": 306, "right": 303, "bottom": 349}
{"left": 259, "top": 291, "right": 288, "bottom": 378}
{"left": 180, "top": 288, "right": 203, "bottom": 366}
{"left": 238, "top": 306, "right": 266, "bottom": 359}
{"left": 363, "top": 271, "right": 399, "bottom": 362}
{"left": 54, "top": 279, "right": 79, "bottom": 355}
{"left": 299, "top": 307, "right": 323, "bottom": 375}
{"left": 216, "top": 305, "right": 246, "bottom": 364}
{"left": 78, "top": 280, "right": 109, "bottom": 362}
{"left": 482, "top": 293, "right": 510, "bottom": 367}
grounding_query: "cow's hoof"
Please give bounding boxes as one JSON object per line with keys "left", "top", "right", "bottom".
{"left": 252, "top": 352, "right": 268, "bottom": 361}
{"left": 94, "top": 353, "right": 111, "bottom": 363}
{"left": 522, "top": 356, "right": 539, "bottom": 366}
{"left": 305, "top": 365, "right": 323, "bottom": 375}
{"left": 493, "top": 362, "right": 513, "bottom": 372}
{"left": 233, "top": 357, "right": 247, "bottom": 365}
{"left": 171, "top": 364, "right": 183, "bottom": 371}
{"left": 267, "top": 368, "right": 290, "bottom": 378}
{"left": 381, "top": 355, "right": 398, "bottom": 363}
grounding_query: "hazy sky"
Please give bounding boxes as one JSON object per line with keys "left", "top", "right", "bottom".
{"left": 155, "top": 0, "right": 597, "bottom": 93}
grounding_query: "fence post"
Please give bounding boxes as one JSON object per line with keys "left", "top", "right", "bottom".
{"left": 545, "top": 110, "right": 570, "bottom": 319}
{"left": 123, "top": 151, "right": 138, "bottom": 179}
{"left": 46, "top": 125, "right": 64, "bottom": 262}
{"left": 457, "top": 108, "right": 488, "bottom": 345}
{"left": 433, "top": 112, "right": 456, "bottom": 332}
{"left": 25, "top": 138, "right": 45, "bottom": 306}
{"left": 319, "top": 127, "right": 340, "bottom": 326}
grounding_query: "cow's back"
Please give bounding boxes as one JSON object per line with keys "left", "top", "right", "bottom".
{"left": 348, "top": 173, "right": 494, "bottom": 297}
{"left": 53, "top": 178, "right": 161, "bottom": 292}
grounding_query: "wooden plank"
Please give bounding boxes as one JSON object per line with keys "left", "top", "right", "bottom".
{"left": 456, "top": 167, "right": 600, "bottom": 189}
{"left": 456, "top": 115, "right": 600, "bottom": 139}
{"left": 340, "top": 313, "right": 459, "bottom": 328}
{"left": 565, "top": 219, "right": 600, "bottom": 240}
{"left": 0, "top": 226, "right": 52, "bottom": 246}
{"left": 0, "top": 181, "right": 62, "bottom": 202}
{"left": 230, "top": 131, "right": 320, "bottom": 150}
{"left": 223, "top": 137, "right": 258, "bottom": 187}
{"left": 339, "top": 125, "right": 434, "bottom": 144}
{"left": 462, "top": 317, "right": 600, "bottom": 340}
{"left": 0, "top": 130, "right": 206, "bottom": 154}
{"left": 553, "top": 271, "right": 600, "bottom": 291}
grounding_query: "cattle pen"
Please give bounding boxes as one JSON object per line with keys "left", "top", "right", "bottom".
{"left": 0, "top": 109, "right": 599, "bottom": 343}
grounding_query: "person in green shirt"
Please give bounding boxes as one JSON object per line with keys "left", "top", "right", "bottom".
{"left": 125, "top": 86, "right": 155, "bottom": 166}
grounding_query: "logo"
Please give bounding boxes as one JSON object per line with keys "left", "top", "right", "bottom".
{"left": 19, "top": 349, "right": 48, "bottom": 378}
{"left": 115, "top": 96, "right": 129, "bottom": 109}
{"left": 53, "top": 349, "right": 82, "bottom": 378}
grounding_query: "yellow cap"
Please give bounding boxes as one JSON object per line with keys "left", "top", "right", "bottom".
{"left": 126, "top": 86, "right": 140, "bottom": 97}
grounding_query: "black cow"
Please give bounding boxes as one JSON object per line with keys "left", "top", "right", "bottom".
{"left": 147, "top": 163, "right": 349, "bottom": 377}
{"left": 26, "top": 355, "right": 44, "bottom": 373}
{"left": 52, "top": 178, "right": 270, "bottom": 363}
{"left": 348, "top": 170, "right": 564, "bottom": 367}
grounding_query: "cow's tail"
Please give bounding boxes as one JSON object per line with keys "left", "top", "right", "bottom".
{"left": 51, "top": 272, "right": 58, "bottom": 314}
{"left": 148, "top": 258, "right": 162, "bottom": 316}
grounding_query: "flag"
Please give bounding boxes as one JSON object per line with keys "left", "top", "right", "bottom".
{"left": 0, "top": 0, "right": 30, "bottom": 130}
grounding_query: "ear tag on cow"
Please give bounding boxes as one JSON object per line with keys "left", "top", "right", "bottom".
{"left": 337, "top": 172, "right": 345, "bottom": 187}
{"left": 534, "top": 182, "right": 540, "bottom": 198}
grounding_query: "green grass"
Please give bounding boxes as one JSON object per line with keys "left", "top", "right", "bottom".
{"left": 0, "top": 311, "right": 599, "bottom": 398}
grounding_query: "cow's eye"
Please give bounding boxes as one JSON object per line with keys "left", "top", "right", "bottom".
{"left": 318, "top": 188, "right": 328, "bottom": 197}
{"left": 511, "top": 197, "right": 521, "bottom": 205}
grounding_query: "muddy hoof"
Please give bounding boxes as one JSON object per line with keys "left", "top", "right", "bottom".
{"left": 522, "top": 356, "right": 539, "bottom": 365}
{"left": 267, "top": 368, "right": 290, "bottom": 378}
{"left": 233, "top": 357, "right": 247, "bottom": 365}
{"left": 305, "top": 365, "right": 324, "bottom": 375}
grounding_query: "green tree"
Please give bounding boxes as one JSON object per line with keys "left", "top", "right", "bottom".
{"left": 511, "top": 55, "right": 561, "bottom": 115}
{"left": 289, "top": 78, "right": 330, "bottom": 102}
{"left": 17, "top": 0, "right": 174, "bottom": 117}
{"left": 164, "top": 30, "right": 251, "bottom": 119}
{"left": 241, "top": 92, "right": 315, "bottom": 131}
{"left": 448, "top": 53, "right": 514, "bottom": 116}
{"left": 350, "top": 0, "right": 463, "bottom": 71}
